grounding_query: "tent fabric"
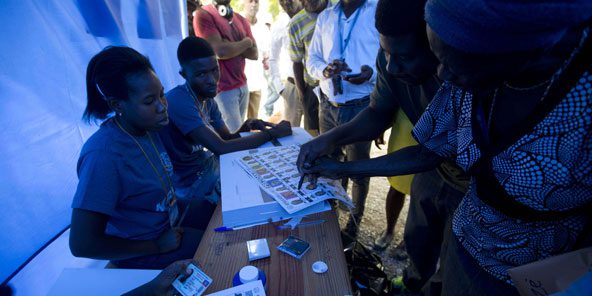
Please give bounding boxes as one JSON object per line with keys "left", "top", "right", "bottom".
{"left": 0, "top": 0, "right": 187, "bottom": 284}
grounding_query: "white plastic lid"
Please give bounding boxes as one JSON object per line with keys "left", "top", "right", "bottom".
{"left": 239, "top": 265, "right": 260, "bottom": 283}
{"left": 312, "top": 261, "right": 328, "bottom": 274}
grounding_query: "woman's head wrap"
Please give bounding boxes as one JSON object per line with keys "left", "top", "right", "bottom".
{"left": 425, "top": 0, "right": 592, "bottom": 53}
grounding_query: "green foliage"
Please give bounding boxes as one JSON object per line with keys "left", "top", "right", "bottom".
{"left": 268, "top": 0, "right": 279, "bottom": 20}
{"left": 230, "top": 0, "right": 244, "bottom": 12}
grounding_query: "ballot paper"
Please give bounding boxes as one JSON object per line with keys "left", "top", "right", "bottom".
{"left": 220, "top": 128, "right": 331, "bottom": 228}
{"left": 205, "top": 280, "right": 266, "bottom": 296}
{"left": 237, "top": 145, "right": 353, "bottom": 214}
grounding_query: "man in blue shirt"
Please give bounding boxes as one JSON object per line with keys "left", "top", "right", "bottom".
{"left": 159, "top": 36, "right": 292, "bottom": 202}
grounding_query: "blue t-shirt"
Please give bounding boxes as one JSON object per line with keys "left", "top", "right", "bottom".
{"left": 72, "top": 118, "right": 175, "bottom": 240}
{"left": 159, "top": 84, "right": 225, "bottom": 187}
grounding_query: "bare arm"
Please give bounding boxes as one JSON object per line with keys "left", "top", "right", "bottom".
{"left": 293, "top": 62, "right": 307, "bottom": 97}
{"left": 297, "top": 105, "right": 394, "bottom": 171}
{"left": 303, "top": 145, "right": 442, "bottom": 179}
{"left": 204, "top": 33, "right": 253, "bottom": 60}
{"left": 241, "top": 44, "right": 258, "bottom": 60}
{"left": 186, "top": 120, "right": 292, "bottom": 155}
{"left": 69, "top": 209, "right": 181, "bottom": 260}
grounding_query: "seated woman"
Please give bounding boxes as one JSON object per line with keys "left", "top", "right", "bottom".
{"left": 69, "top": 46, "right": 207, "bottom": 269}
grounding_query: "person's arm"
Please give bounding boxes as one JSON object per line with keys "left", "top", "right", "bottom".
{"left": 303, "top": 144, "right": 442, "bottom": 179}
{"left": 297, "top": 49, "right": 401, "bottom": 171}
{"left": 293, "top": 62, "right": 307, "bottom": 98}
{"left": 205, "top": 34, "right": 253, "bottom": 60}
{"left": 194, "top": 10, "right": 253, "bottom": 60}
{"left": 269, "top": 23, "right": 286, "bottom": 94}
{"left": 297, "top": 105, "right": 394, "bottom": 171}
{"left": 240, "top": 18, "right": 258, "bottom": 60}
{"left": 69, "top": 209, "right": 182, "bottom": 260}
{"left": 288, "top": 20, "right": 308, "bottom": 97}
{"left": 123, "top": 260, "right": 194, "bottom": 296}
{"left": 241, "top": 44, "right": 258, "bottom": 60}
{"left": 186, "top": 120, "right": 292, "bottom": 155}
{"left": 306, "top": 16, "right": 330, "bottom": 81}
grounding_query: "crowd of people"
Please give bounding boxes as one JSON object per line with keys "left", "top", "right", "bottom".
{"left": 69, "top": 0, "right": 592, "bottom": 295}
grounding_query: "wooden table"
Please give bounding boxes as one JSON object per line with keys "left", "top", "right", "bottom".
{"left": 194, "top": 205, "right": 352, "bottom": 295}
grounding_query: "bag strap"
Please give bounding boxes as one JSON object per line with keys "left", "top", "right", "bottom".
{"left": 472, "top": 28, "right": 592, "bottom": 221}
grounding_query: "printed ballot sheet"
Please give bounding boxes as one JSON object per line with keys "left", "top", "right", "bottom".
{"left": 237, "top": 145, "right": 353, "bottom": 214}
{"left": 205, "top": 280, "right": 266, "bottom": 296}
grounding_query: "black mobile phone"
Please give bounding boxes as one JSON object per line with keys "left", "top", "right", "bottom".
{"left": 343, "top": 72, "right": 362, "bottom": 79}
{"left": 332, "top": 74, "right": 343, "bottom": 95}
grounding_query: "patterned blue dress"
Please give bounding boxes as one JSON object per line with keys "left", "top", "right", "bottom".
{"left": 412, "top": 74, "right": 592, "bottom": 283}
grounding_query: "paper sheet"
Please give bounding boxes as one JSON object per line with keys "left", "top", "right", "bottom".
{"left": 237, "top": 145, "right": 353, "bottom": 214}
{"left": 205, "top": 280, "right": 266, "bottom": 296}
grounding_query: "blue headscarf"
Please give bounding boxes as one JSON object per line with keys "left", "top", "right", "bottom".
{"left": 425, "top": 0, "right": 592, "bottom": 53}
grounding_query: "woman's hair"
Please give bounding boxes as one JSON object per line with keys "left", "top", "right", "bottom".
{"left": 83, "top": 46, "right": 155, "bottom": 122}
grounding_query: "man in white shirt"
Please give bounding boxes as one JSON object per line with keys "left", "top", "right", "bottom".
{"left": 270, "top": 0, "right": 305, "bottom": 126}
{"left": 306, "top": 0, "right": 379, "bottom": 234}
{"left": 243, "top": 0, "right": 270, "bottom": 119}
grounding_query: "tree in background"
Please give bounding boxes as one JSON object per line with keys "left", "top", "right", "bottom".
{"left": 230, "top": 0, "right": 280, "bottom": 19}
{"left": 268, "top": 0, "right": 279, "bottom": 20}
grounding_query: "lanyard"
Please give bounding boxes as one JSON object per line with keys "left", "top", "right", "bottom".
{"left": 186, "top": 83, "right": 213, "bottom": 128}
{"left": 338, "top": 1, "right": 364, "bottom": 60}
{"left": 114, "top": 118, "right": 176, "bottom": 200}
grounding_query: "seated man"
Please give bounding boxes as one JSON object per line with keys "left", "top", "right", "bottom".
{"left": 159, "top": 36, "right": 292, "bottom": 203}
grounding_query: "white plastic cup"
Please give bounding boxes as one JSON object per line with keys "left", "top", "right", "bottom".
{"left": 239, "top": 265, "right": 260, "bottom": 284}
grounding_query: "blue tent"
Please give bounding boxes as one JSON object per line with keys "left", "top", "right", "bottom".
{"left": 0, "top": 1, "right": 187, "bottom": 294}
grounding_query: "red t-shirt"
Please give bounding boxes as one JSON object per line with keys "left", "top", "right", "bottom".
{"left": 194, "top": 5, "right": 254, "bottom": 92}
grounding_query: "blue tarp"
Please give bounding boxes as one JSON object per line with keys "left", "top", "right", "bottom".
{"left": 0, "top": 0, "right": 186, "bottom": 284}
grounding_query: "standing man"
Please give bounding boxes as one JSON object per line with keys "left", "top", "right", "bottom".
{"left": 243, "top": 0, "right": 268, "bottom": 119}
{"left": 194, "top": 0, "right": 257, "bottom": 132}
{"left": 269, "top": 0, "right": 304, "bottom": 126}
{"left": 288, "top": 0, "right": 329, "bottom": 135}
{"left": 297, "top": 0, "right": 468, "bottom": 293}
{"left": 306, "top": 0, "right": 379, "bottom": 233}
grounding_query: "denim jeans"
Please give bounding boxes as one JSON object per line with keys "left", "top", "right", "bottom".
{"left": 319, "top": 96, "right": 370, "bottom": 218}
{"left": 214, "top": 84, "right": 248, "bottom": 133}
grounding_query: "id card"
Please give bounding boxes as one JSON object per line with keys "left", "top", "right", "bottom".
{"left": 167, "top": 190, "right": 179, "bottom": 227}
{"left": 172, "top": 263, "right": 212, "bottom": 296}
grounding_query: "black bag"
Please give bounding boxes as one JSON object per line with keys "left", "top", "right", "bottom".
{"left": 344, "top": 239, "right": 390, "bottom": 296}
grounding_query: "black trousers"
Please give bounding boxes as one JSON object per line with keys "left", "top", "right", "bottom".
{"left": 403, "top": 169, "right": 464, "bottom": 294}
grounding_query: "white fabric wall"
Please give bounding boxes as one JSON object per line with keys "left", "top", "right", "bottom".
{"left": 0, "top": 0, "right": 187, "bottom": 284}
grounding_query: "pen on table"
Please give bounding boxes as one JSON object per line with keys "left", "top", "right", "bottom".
{"left": 214, "top": 220, "right": 270, "bottom": 232}
{"left": 277, "top": 219, "right": 326, "bottom": 230}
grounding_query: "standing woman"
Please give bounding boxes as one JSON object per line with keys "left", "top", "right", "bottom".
{"left": 69, "top": 46, "right": 203, "bottom": 269}
{"left": 417, "top": 1, "right": 592, "bottom": 294}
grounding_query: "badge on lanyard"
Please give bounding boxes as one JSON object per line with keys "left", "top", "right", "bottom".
{"left": 166, "top": 189, "right": 179, "bottom": 228}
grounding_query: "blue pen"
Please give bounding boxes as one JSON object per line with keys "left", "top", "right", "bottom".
{"left": 214, "top": 220, "right": 270, "bottom": 232}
